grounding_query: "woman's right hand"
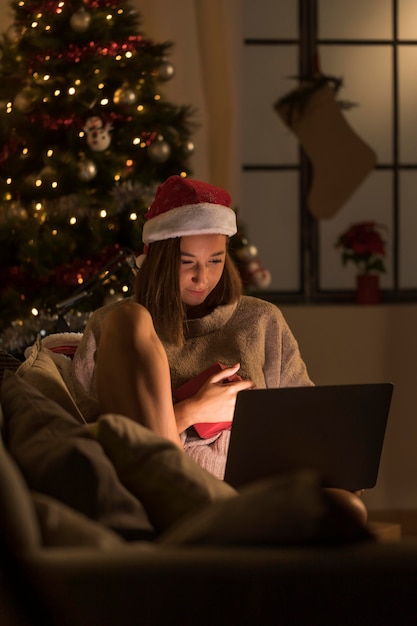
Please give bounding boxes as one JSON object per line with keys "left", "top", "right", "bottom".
{"left": 173, "top": 363, "right": 254, "bottom": 432}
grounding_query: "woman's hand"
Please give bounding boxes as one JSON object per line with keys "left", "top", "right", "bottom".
{"left": 174, "top": 363, "right": 254, "bottom": 433}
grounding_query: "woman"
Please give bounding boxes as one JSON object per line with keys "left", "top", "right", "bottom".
{"left": 71, "top": 175, "right": 313, "bottom": 479}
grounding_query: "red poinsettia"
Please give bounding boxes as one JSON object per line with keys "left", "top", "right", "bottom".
{"left": 335, "top": 221, "right": 387, "bottom": 274}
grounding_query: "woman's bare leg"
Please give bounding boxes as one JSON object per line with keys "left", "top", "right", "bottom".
{"left": 95, "top": 301, "right": 182, "bottom": 447}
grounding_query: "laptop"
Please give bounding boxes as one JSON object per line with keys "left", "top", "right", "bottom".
{"left": 224, "top": 383, "right": 393, "bottom": 492}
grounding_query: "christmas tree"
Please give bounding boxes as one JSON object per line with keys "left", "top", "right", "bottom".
{"left": 0, "top": 0, "right": 195, "bottom": 354}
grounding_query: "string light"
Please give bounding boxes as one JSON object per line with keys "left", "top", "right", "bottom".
{"left": 69, "top": 217, "right": 77, "bottom": 225}
{"left": 31, "top": 308, "right": 39, "bottom": 317}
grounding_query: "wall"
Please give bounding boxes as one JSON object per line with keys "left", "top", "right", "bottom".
{"left": 280, "top": 303, "right": 417, "bottom": 511}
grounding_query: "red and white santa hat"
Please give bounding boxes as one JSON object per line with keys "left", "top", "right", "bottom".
{"left": 142, "top": 175, "right": 237, "bottom": 244}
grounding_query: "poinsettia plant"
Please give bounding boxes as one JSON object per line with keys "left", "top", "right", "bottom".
{"left": 335, "top": 221, "right": 387, "bottom": 274}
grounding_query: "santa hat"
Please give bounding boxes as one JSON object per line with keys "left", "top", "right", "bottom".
{"left": 142, "top": 175, "right": 237, "bottom": 244}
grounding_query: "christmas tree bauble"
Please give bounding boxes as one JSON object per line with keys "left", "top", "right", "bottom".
{"left": 78, "top": 158, "right": 97, "bottom": 182}
{"left": 70, "top": 8, "right": 92, "bottom": 33}
{"left": 158, "top": 60, "right": 175, "bottom": 81}
{"left": 236, "top": 243, "right": 258, "bottom": 261}
{"left": 13, "top": 88, "right": 36, "bottom": 113}
{"left": 113, "top": 85, "right": 137, "bottom": 106}
{"left": 148, "top": 138, "right": 171, "bottom": 162}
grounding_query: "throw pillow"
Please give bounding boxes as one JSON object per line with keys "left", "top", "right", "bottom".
{"left": 0, "top": 418, "right": 41, "bottom": 553}
{"left": 31, "top": 491, "right": 129, "bottom": 548}
{"left": 90, "top": 413, "right": 237, "bottom": 533}
{"left": 17, "top": 336, "right": 85, "bottom": 423}
{"left": 1, "top": 372, "right": 155, "bottom": 540}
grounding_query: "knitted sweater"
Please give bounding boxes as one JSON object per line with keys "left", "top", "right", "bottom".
{"left": 68, "top": 295, "right": 313, "bottom": 479}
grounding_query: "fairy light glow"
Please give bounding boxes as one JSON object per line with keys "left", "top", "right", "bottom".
{"left": 69, "top": 217, "right": 77, "bottom": 225}
{"left": 100, "top": 210, "right": 107, "bottom": 218}
{"left": 68, "top": 87, "right": 76, "bottom": 95}
{"left": 129, "top": 212, "right": 138, "bottom": 221}
{"left": 47, "top": 149, "right": 53, "bottom": 157}
{"left": 6, "top": 178, "right": 12, "bottom": 185}
{"left": 31, "top": 308, "right": 39, "bottom": 317}
{"left": 35, "top": 179, "right": 42, "bottom": 187}
{"left": 100, "top": 98, "right": 109, "bottom": 105}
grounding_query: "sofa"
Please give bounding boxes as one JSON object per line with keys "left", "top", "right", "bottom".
{"left": 1, "top": 342, "right": 417, "bottom": 626}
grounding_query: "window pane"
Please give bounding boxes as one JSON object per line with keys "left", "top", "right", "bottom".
{"left": 243, "top": 45, "right": 298, "bottom": 164}
{"left": 319, "top": 45, "right": 392, "bottom": 163}
{"left": 319, "top": 171, "right": 393, "bottom": 290}
{"left": 399, "top": 171, "right": 417, "bottom": 288}
{"left": 398, "top": 0, "right": 417, "bottom": 40}
{"left": 241, "top": 171, "right": 300, "bottom": 291}
{"left": 398, "top": 46, "right": 417, "bottom": 163}
{"left": 318, "top": 0, "right": 392, "bottom": 39}
{"left": 243, "top": 0, "right": 298, "bottom": 39}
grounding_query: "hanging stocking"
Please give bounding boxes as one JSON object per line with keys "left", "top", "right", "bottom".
{"left": 274, "top": 77, "right": 376, "bottom": 219}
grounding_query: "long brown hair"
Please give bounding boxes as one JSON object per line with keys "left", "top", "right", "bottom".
{"left": 134, "top": 237, "right": 242, "bottom": 346}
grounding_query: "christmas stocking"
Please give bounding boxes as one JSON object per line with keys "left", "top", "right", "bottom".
{"left": 275, "top": 80, "right": 376, "bottom": 219}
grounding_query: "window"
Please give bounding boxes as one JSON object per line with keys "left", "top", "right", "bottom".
{"left": 241, "top": 0, "right": 417, "bottom": 303}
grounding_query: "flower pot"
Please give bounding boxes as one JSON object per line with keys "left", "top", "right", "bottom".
{"left": 355, "top": 274, "right": 380, "bottom": 305}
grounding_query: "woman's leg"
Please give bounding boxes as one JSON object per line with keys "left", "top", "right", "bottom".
{"left": 95, "top": 301, "right": 182, "bottom": 447}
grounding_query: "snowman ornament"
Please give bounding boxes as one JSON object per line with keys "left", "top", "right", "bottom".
{"left": 83, "top": 116, "right": 113, "bottom": 151}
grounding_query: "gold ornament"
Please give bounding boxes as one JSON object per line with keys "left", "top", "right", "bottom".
{"left": 78, "top": 158, "right": 97, "bottom": 182}
{"left": 70, "top": 8, "right": 92, "bottom": 33}
{"left": 113, "top": 85, "right": 138, "bottom": 106}
{"left": 13, "top": 88, "right": 36, "bottom": 113}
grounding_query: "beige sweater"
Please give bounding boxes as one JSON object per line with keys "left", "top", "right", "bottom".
{"left": 68, "top": 295, "right": 313, "bottom": 479}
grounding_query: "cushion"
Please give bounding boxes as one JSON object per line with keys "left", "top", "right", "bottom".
{"left": 90, "top": 413, "right": 237, "bottom": 533}
{"left": 1, "top": 372, "right": 155, "bottom": 540}
{"left": 17, "top": 337, "right": 85, "bottom": 423}
{"left": 31, "top": 491, "right": 128, "bottom": 548}
{"left": 158, "top": 470, "right": 373, "bottom": 547}
{"left": 0, "top": 414, "right": 41, "bottom": 553}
